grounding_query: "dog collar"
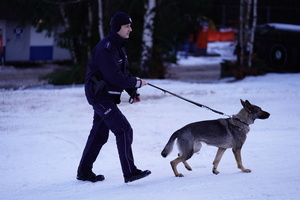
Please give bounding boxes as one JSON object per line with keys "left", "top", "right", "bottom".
{"left": 232, "top": 117, "right": 249, "bottom": 126}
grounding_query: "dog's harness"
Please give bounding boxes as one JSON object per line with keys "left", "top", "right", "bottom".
{"left": 148, "top": 83, "right": 232, "bottom": 118}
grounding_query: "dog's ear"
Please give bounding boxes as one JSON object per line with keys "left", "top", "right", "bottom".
{"left": 241, "top": 99, "right": 253, "bottom": 112}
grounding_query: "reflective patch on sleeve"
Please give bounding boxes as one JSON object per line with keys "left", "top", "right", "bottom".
{"left": 135, "top": 79, "right": 142, "bottom": 88}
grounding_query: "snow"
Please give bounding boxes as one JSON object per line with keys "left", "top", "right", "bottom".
{"left": 177, "top": 41, "right": 237, "bottom": 67}
{"left": 1, "top": 42, "right": 300, "bottom": 200}
{"left": 266, "top": 23, "right": 300, "bottom": 32}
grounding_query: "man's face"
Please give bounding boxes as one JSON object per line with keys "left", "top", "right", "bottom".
{"left": 117, "top": 24, "right": 132, "bottom": 39}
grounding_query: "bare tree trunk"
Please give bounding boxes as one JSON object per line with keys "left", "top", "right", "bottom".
{"left": 43, "top": 0, "right": 83, "bottom": 64}
{"left": 87, "top": 1, "right": 93, "bottom": 59}
{"left": 59, "top": 4, "right": 78, "bottom": 64}
{"left": 140, "top": 0, "right": 156, "bottom": 77}
{"left": 239, "top": 0, "right": 244, "bottom": 66}
{"left": 239, "top": 0, "right": 257, "bottom": 67}
{"left": 245, "top": 0, "right": 251, "bottom": 67}
{"left": 97, "top": 0, "right": 104, "bottom": 40}
{"left": 248, "top": 0, "right": 257, "bottom": 67}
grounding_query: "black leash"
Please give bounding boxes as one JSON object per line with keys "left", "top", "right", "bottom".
{"left": 147, "top": 83, "right": 232, "bottom": 117}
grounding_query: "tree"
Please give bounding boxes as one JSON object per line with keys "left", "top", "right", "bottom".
{"left": 140, "top": 0, "right": 156, "bottom": 77}
{"left": 103, "top": 0, "right": 211, "bottom": 79}
{"left": 238, "top": 0, "right": 258, "bottom": 67}
{"left": 52, "top": 0, "right": 81, "bottom": 64}
{"left": 44, "top": 0, "right": 98, "bottom": 65}
{"left": 4, "top": 0, "right": 89, "bottom": 65}
{"left": 248, "top": 0, "right": 257, "bottom": 68}
{"left": 97, "top": 0, "right": 104, "bottom": 40}
{"left": 3, "top": 0, "right": 213, "bottom": 82}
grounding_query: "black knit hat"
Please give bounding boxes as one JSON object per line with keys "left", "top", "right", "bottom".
{"left": 110, "top": 12, "right": 132, "bottom": 32}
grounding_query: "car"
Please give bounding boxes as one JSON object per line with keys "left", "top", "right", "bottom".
{"left": 254, "top": 23, "right": 300, "bottom": 72}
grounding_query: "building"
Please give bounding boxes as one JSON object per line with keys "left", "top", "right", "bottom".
{"left": 0, "top": 19, "right": 71, "bottom": 63}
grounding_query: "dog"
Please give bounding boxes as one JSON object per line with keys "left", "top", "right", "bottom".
{"left": 161, "top": 99, "right": 270, "bottom": 177}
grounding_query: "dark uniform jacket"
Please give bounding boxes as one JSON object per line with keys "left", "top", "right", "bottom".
{"left": 85, "top": 30, "right": 142, "bottom": 104}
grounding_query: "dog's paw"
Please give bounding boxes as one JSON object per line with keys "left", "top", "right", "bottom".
{"left": 212, "top": 169, "right": 220, "bottom": 175}
{"left": 212, "top": 167, "right": 220, "bottom": 175}
{"left": 242, "top": 168, "right": 251, "bottom": 173}
{"left": 175, "top": 173, "right": 184, "bottom": 177}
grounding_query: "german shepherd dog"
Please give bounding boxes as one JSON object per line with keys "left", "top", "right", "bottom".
{"left": 161, "top": 100, "right": 270, "bottom": 177}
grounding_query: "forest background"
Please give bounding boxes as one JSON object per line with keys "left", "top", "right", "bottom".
{"left": 2, "top": 0, "right": 300, "bottom": 84}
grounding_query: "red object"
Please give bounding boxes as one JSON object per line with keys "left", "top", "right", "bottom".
{"left": 0, "top": 34, "right": 3, "bottom": 53}
{"left": 196, "top": 26, "right": 209, "bottom": 49}
{"left": 207, "top": 30, "right": 235, "bottom": 42}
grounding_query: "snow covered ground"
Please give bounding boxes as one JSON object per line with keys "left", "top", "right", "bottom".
{"left": 1, "top": 42, "right": 300, "bottom": 200}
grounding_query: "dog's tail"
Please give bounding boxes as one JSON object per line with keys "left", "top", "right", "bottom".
{"left": 161, "top": 131, "right": 179, "bottom": 158}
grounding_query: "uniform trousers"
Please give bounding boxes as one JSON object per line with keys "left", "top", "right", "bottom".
{"left": 78, "top": 100, "right": 137, "bottom": 178}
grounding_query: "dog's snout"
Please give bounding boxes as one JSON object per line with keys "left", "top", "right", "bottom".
{"left": 259, "top": 111, "right": 270, "bottom": 119}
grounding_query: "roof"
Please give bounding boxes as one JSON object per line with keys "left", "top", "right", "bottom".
{"left": 264, "top": 23, "right": 300, "bottom": 32}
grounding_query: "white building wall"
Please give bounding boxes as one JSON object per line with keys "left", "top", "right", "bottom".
{"left": 30, "top": 27, "right": 53, "bottom": 46}
{"left": 5, "top": 21, "right": 30, "bottom": 61}
{"left": 2, "top": 20, "right": 71, "bottom": 62}
{"left": 29, "top": 26, "right": 53, "bottom": 61}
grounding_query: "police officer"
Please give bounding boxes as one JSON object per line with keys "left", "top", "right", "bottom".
{"left": 77, "top": 12, "right": 151, "bottom": 183}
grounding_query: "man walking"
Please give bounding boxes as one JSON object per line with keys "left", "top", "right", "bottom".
{"left": 77, "top": 12, "right": 151, "bottom": 183}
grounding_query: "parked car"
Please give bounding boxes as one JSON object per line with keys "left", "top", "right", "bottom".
{"left": 254, "top": 23, "right": 300, "bottom": 72}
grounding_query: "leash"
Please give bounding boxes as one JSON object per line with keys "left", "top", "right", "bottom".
{"left": 147, "top": 83, "right": 232, "bottom": 117}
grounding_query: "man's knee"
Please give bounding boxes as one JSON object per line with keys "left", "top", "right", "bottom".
{"left": 113, "top": 123, "right": 133, "bottom": 136}
{"left": 105, "top": 110, "right": 132, "bottom": 135}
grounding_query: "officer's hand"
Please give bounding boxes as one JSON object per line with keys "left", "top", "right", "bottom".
{"left": 141, "top": 79, "right": 147, "bottom": 87}
{"left": 134, "top": 95, "right": 141, "bottom": 103}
